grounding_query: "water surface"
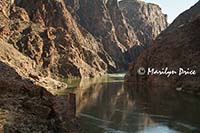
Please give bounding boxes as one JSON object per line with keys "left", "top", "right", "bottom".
{"left": 58, "top": 74, "right": 200, "bottom": 133}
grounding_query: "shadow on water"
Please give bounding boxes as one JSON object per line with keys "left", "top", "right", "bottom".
{"left": 57, "top": 74, "right": 200, "bottom": 133}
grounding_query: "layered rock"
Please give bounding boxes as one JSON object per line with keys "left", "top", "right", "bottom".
{"left": 125, "top": 1, "right": 200, "bottom": 96}
{"left": 119, "top": 0, "right": 168, "bottom": 45}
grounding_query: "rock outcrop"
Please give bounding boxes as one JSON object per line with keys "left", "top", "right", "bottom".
{"left": 0, "top": 60, "right": 79, "bottom": 132}
{"left": 119, "top": 0, "right": 168, "bottom": 45}
{"left": 125, "top": 1, "right": 200, "bottom": 96}
{"left": 0, "top": 37, "right": 68, "bottom": 92}
{"left": 1, "top": 0, "right": 114, "bottom": 79}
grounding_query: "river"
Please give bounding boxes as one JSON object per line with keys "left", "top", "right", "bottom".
{"left": 57, "top": 74, "right": 200, "bottom": 133}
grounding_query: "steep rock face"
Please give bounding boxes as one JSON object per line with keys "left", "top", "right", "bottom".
{"left": 77, "top": 0, "right": 128, "bottom": 69}
{"left": 70, "top": 0, "right": 167, "bottom": 69}
{"left": 125, "top": 2, "right": 200, "bottom": 96}
{"left": 106, "top": 0, "right": 139, "bottom": 49}
{"left": 119, "top": 0, "right": 168, "bottom": 45}
{"left": 1, "top": 0, "right": 168, "bottom": 78}
{"left": 0, "top": 0, "right": 116, "bottom": 78}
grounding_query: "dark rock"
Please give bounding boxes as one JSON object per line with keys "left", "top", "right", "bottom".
{"left": 3, "top": 124, "right": 17, "bottom": 133}
{"left": 125, "top": 1, "right": 200, "bottom": 96}
{"left": 0, "top": 61, "right": 79, "bottom": 132}
{"left": 23, "top": 99, "right": 52, "bottom": 119}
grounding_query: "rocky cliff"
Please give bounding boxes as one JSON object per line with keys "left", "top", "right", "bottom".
{"left": 125, "top": 1, "right": 200, "bottom": 96}
{"left": 65, "top": 0, "right": 167, "bottom": 70}
{"left": 1, "top": 0, "right": 167, "bottom": 78}
{"left": 1, "top": 0, "right": 114, "bottom": 79}
{"left": 119, "top": 0, "right": 168, "bottom": 45}
{"left": 76, "top": 0, "right": 131, "bottom": 70}
{"left": 0, "top": 1, "right": 80, "bottom": 132}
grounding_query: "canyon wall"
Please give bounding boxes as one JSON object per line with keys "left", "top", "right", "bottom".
{"left": 1, "top": 0, "right": 167, "bottom": 79}
{"left": 125, "top": 1, "right": 200, "bottom": 96}
{"left": 65, "top": 0, "right": 168, "bottom": 71}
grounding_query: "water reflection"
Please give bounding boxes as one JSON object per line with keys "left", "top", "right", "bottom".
{"left": 60, "top": 74, "right": 200, "bottom": 133}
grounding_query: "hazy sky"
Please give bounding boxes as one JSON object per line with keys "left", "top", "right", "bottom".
{"left": 119, "top": 0, "right": 199, "bottom": 23}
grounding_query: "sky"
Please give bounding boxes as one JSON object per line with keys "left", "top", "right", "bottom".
{"left": 119, "top": 0, "right": 199, "bottom": 23}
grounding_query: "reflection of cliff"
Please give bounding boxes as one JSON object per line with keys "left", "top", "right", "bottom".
{"left": 74, "top": 79, "right": 127, "bottom": 117}
{"left": 72, "top": 80, "right": 158, "bottom": 132}
{"left": 75, "top": 80, "right": 104, "bottom": 114}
